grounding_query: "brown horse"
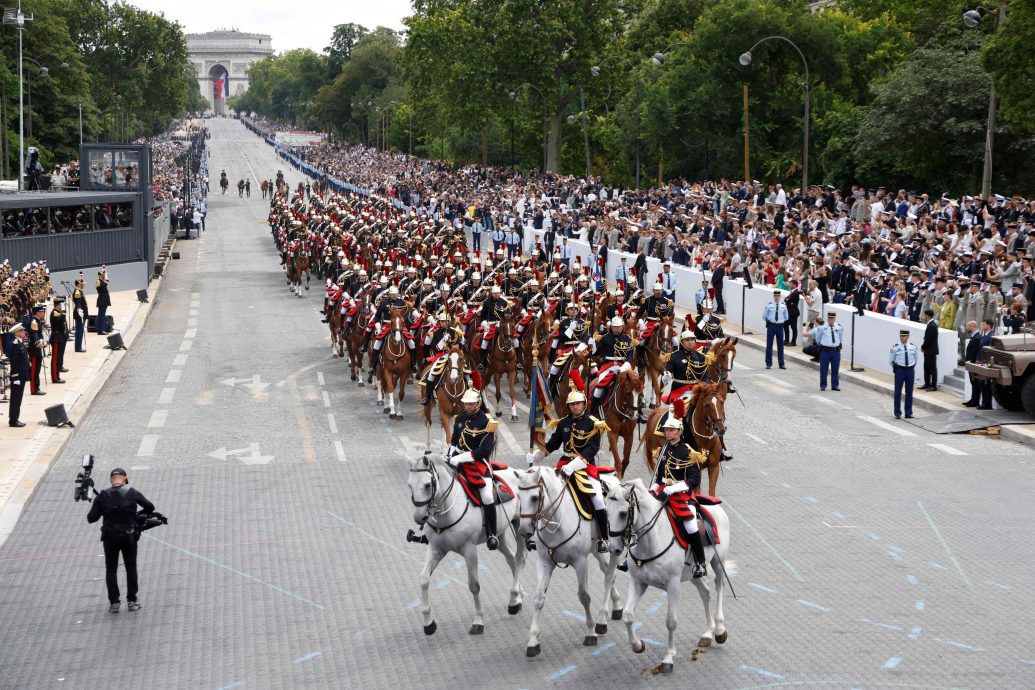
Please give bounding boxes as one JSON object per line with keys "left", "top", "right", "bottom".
{"left": 346, "top": 300, "right": 372, "bottom": 385}
{"left": 376, "top": 307, "right": 412, "bottom": 419}
{"left": 704, "top": 336, "right": 739, "bottom": 387}
{"left": 642, "top": 381, "right": 728, "bottom": 497}
{"left": 260, "top": 179, "right": 270, "bottom": 199}
{"left": 329, "top": 299, "right": 345, "bottom": 359}
{"left": 486, "top": 314, "right": 520, "bottom": 421}
{"left": 552, "top": 347, "right": 592, "bottom": 420}
{"left": 519, "top": 302, "right": 555, "bottom": 397}
{"left": 286, "top": 250, "right": 311, "bottom": 298}
{"left": 420, "top": 345, "right": 467, "bottom": 453}
{"left": 640, "top": 315, "right": 675, "bottom": 408}
{"left": 593, "top": 367, "right": 643, "bottom": 478}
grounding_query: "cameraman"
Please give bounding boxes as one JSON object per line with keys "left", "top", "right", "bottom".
{"left": 86, "top": 468, "right": 155, "bottom": 613}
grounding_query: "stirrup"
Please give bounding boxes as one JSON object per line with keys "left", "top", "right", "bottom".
{"left": 486, "top": 535, "right": 499, "bottom": 551}
{"left": 406, "top": 528, "right": 428, "bottom": 544}
{"left": 595, "top": 538, "right": 608, "bottom": 554}
{"left": 525, "top": 538, "right": 537, "bottom": 551}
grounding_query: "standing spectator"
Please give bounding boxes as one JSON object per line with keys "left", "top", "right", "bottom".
{"left": 804, "top": 279, "right": 822, "bottom": 325}
{"left": 784, "top": 279, "right": 802, "bottom": 346}
{"left": 72, "top": 277, "right": 88, "bottom": 352}
{"left": 920, "top": 309, "right": 939, "bottom": 391}
{"left": 963, "top": 320, "right": 992, "bottom": 409}
{"left": 95, "top": 268, "right": 111, "bottom": 336}
{"left": 889, "top": 329, "right": 918, "bottom": 419}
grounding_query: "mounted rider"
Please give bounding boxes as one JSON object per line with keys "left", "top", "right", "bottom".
{"left": 694, "top": 299, "right": 725, "bottom": 343}
{"left": 419, "top": 312, "right": 467, "bottom": 406}
{"left": 637, "top": 282, "right": 675, "bottom": 363}
{"left": 367, "top": 285, "right": 417, "bottom": 378}
{"left": 548, "top": 301, "right": 591, "bottom": 395}
{"left": 589, "top": 316, "right": 635, "bottom": 418}
{"left": 476, "top": 285, "right": 510, "bottom": 371}
{"left": 663, "top": 330, "right": 710, "bottom": 407}
{"left": 527, "top": 382, "right": 610, "bottom": 553}
{"left": 650, "top": 416, "right": 708, "bottom": 578}
{"left": 447, "top": 387, "right": 501, "bottom": 550}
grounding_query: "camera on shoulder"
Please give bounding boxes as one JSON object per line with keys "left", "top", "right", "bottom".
{"left": 74, "top": 454, "right": 95, "bottom": 502}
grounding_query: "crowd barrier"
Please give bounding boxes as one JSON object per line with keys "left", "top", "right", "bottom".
{"left": 261, "top": 137, "right": 957, "bottom": 384}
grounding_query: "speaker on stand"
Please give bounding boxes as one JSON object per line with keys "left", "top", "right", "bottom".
{"left": 106, "top": 331, "right": 127, "bottom": 351}
{"left": 45, "top": 404, "right": 75, "bottom": 428}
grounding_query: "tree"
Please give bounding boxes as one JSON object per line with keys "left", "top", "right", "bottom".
{"left": 325, "top": 23, "right": 368, "bottom": 77}
{"left": 234, "top": 50, "right": 329, "bottom": 127}
{"left": 982, "top": 0, "right": 1035, "bottom": 130}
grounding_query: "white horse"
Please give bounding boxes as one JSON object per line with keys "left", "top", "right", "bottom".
{"left": 407, "top": 454, "right": 527, "bottom": 635}
{"left": 606, "top": 478, "right": 731, "bottom": 673}
{"left": 514, "top": 465, "right": 623, "bottom": 657}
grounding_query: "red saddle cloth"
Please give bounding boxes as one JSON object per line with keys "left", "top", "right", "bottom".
{"left": 457, "top": 461, "right": 515, "bottom": 506}
{"left": 662, "top": 495, "right": 721, "bottom": 550}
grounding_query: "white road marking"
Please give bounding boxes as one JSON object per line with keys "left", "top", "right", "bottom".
{"left": 755, "top": 373, "right": 795, "bottom": 388}
{"left": 495, "top": 417, "right": 525, "bottom": 455}
{"left": 334, "top": 440, "right": 347, "bottom": 462}
{"left": 166, "top": 370, "right": 182, "bottom": 383}
{"left": 322, "top": 391, "right": 331, "bottom": 408}
{"left": 137, "top": 435, "right": 159, "bottom": 457}
{"left": 857, "top": 415, "right": 916, "bottom": 437}
{"left": 756, "top": 381, "right": 791, "bottom": 396}
{"left": 745, "top": 433, "right": 768, "bottom": 445}
{"left": 158, "top": 387, "right": 176, "bottom": 405}
{"left": 810, "top": 395, "right": 851, "bottom": 409}
{"left": 189, "top": 308, "right": 199, "bottom": 317}
{"left": 190, "top": 300, "right": 200, "bottom": 308}
{"left": 327, "top": 413, "right": 338, "bottom": 434}
{"left": 191, "top": 292, "right": 200, "bottom": 299}
{"left": 173, "top": 354, "right": 188, "bottom": 367}
{"left": 184, "top": 328, "right": 197, "bottom": 339}
{"left": 187, "top": 318, "right": 198, "bottom": 327}
{"left": 179, "top": 340, "right": 193, "bottom": 352}
{"left": 147, "top": 410, "right": 168, "bottom": 428}
{"left": 927, "top": 443, "right": 968, "bottom": 456}
{"left": 317, "top": 372, "right": 325, "bottom": 386}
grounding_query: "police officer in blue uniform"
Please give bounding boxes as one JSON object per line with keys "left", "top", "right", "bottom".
{"left": 889, "top": 329, "right": 918, "bottom": 419}
{"left": 812, "top": 311, "right": 843, "bottom": 391}
{"left": 762, "top": 291, "right": 789, "bottom": 369}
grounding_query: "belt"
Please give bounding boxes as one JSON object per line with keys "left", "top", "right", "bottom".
{"left": 894, "top": 364, "right": 915, "bottom": 370}
{"left": 820, "top": 345, "right": 841, "bottom": 351}
{"left": 672, "top": 379, "right": 698, "bottom": 386}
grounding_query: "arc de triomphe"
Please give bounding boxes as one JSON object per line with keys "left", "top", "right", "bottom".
{"left": 187, "top": 30, "right": 274, "bottom": 115}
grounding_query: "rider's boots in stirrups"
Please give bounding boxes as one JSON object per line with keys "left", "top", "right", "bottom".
{"left": 409, "top": 346, "right": 419, "bottom": 376}
{"left": 483, "top": 505, "right": 499, "bottom": 550}
{"left": 593, "top": 509, "right": 610, "bottom": 553}
{"left": 686, "top": 529, "right": 707, "bottom": 579}
{"left": 358, "top": 334, "right": 370, "bottom": 354}
{"left": 478, "top": 346, "right": 490, "bottom": 372}
{"left": 367, "top": 349, "right": 381, "bottom": 384}
{"left": 406, "top": 527, "right": 429, "bottom": 544}
{"left": 720, "top": 439, "right": 733, "bottom": 462}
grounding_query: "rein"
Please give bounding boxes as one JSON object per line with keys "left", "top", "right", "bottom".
{"left": 610, "top": 488, "right": 677, "bottom": 567}
{"left": 519, "top": 471, "right": 581, "bottom": 566}
{"left": 410, "top": 461, "right": 468, "bottom": 534}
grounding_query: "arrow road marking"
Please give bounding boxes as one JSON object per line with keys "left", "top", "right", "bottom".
{"left": 207, "top": 443, "right": 274, "bottom": 465}
{"left": 219, "top": 375, "right": 271, "bottom": 395}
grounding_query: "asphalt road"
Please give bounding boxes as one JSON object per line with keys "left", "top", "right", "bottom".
{"left": 1, "top": 118, "right": 1033, "bottom": 690}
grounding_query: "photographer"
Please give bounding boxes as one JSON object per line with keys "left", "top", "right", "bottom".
{"left": 86, "top": 468, "right": 155, "bottom": 613}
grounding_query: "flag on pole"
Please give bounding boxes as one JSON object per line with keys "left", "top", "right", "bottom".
{"left": 528, "top": 361, "right": 553, "bottom": 450}
{"left": 592, "top": 263, "right": 603, "bottom": 292}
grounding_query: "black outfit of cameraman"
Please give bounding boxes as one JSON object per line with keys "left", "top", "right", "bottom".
{"left": 87, "top": 485, "right": 155, "bottom": 606}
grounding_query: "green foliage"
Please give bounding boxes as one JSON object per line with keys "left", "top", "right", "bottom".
{"left": 325, "top": 23, "right": 368, "bottom": 78}
{"left": 982, "top": 0, "right": 1035, "bottom": 130}
{"left": 233, "top": 49, "right": 329, "bottom": 127}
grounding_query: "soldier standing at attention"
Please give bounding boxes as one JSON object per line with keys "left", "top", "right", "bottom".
{"left": 889, "top": 329, "right": 918, "bottom": 419}
{"left": 73, "top": 277, "right": 88, "bottom": 352}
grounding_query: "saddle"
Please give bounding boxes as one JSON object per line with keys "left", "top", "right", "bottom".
{"left": 664, "top": 496, "right": 721, "bottom": 550}
{"left": 456, "top": 461, "right": 515, "bottom": 507}
{"left": 564, "top": 467, "right": 616, "bottom": 521}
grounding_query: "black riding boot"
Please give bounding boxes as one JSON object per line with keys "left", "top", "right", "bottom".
{"left": 593, "top": 509, "right": 609, "bottom": 553}
{"left": 483, "top": 505, "right": 499, "bottom": 550}
{"left": 368, "top": 349, "right": 381, "bottom": 382}
{"left": 687, "top": 530, "right": 707, "bottom": 579}
{"left": 720, "top": 439, "right": 733, "bottom": 462}
{"left": 478, "top": 347, "right": 490, "bottom": 372}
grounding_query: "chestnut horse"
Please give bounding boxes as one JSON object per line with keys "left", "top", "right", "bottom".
{"left": 420, "top": 346, "right": 467, "bottom": 453}
{"left": 641, "top": 381, "right": 728, "bottom": 497}
{"left": 375, "top": 307, "right": 412, "bottom": 419}
{"left": 486, "top": 314, "right": 520, "bottom": 421}
{"left": 286, "top": 249, "right": 311, "bottom": 298}
{"left": 552, "top": 347, "right": 592, "bottom": 419}
{"left": 345, "top": 300, "right": 372, "bottom": 385}
{"left": 639, "top": 315, "right": 674, "bottom": 409}
{"left": 595, "top": 367, "right": 643, "bottom": 478}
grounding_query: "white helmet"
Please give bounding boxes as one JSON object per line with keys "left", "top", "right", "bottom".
{"left": 407, "top": 266, "right": 417, "bottom": 274}
{"left": 679, "top": 330, "right": 696, "bottom": 340}
{"left": 388, "top": 286, "right": 399, "bottom": 296}
{"left": 491, "top": 285, "right": 502, "bottom": 294}
{"left": 661, "top": 416, "right": 682, "bottom": 430}
{"left": 457, "top": 270, "right": 466, "bottom": 279}
{"left": 423, "top": 277, "right": 433, "bottom": 286}
{"left": 702, "top": 299, "right": 715, "bottom": 310}
{"left": 461, "top": 389, "right": 481, "bottom": 405}
{"left": 564, "top": 286, "right": 573, "bottom": 295}
{"left": 549, "top": 271, "right": 560, "bottom": 279}
{"left": 578, "top": 274, "right": 589, "bottom": 282}
{"left": 566, "top": 389, "right": 587, "bottom": 405}
{"left": 472, "top": 271, "right": 482, "bottom": 280}
{"left": 358, "top": 269, "right": 368, "bottom": 277}
{"left": 610, "top": 316, "right": 625, "bottom": 328}
{"left": 653, "top": 282, "right": 664, "bottom": 291}
{"left": 379, "top": 276, "right": 389, "bottom": 285}
{"left": 529, "top": 280, "right": 540, "bottom": 287}
{"left": 440, "top": 283, "right": 450, "bottom": 291}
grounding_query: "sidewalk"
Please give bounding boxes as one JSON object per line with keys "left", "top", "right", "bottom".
{"left": 0, "top": 274, "right": 166, "bottom": 544}
{"left": 670, "top": 303, "right": 1035, "bottom": 449}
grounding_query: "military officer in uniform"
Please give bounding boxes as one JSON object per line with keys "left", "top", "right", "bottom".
{"left": 889, "top": 329, "right": 918, "bottom": 419}
{"left": 49, "top": 297, "right": 69, "bottom": 383}
{"left": 419, "top": 313, "right": 465, "bottom": 406}
{"left": 665, "top": 330, "right": 709, "bottom": 404}
{"left": 95, "top": 268, "right": 111, "bottom": 336}
{"left": 72, "top": 278, "right": 88, "bottom": 352}
{"left": 6, "top": 323, "right": 30, "bottom": 426}
{"left": 649, "top": 416, "right": 708, "bottom": 578}
{"left": 527, "top": 386, "right": 609, "bottom": 553}
{"left": 761, "top": 291, "right": 789, "bottom": 369}
{"left": 476, "top": 285, "right": 510, "bottom": 371}
{"left": 446, "top": 388, "right": 500, "bottom": 549}
{"left": 694, "top": 300, "right": 724, "bottom": 342}
{"left": 812, "top": 311, "right": 843, "bottom": 391}
{"left": 27, "top": 304, "right": 46, "bottom": 395}
{"left": 589, "top": 316, "right": 635, "bottom": 417}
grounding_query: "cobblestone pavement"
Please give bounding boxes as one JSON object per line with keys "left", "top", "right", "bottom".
{"left": 1, "top": 118, "right": 1034, "bottom": 690}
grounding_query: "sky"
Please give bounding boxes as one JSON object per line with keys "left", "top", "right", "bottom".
{"left": 125, "top": 0, "right": 412, "bottom": 53}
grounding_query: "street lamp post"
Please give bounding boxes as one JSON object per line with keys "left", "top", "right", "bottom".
{"left": 408, "top": 109, "right": 413, "bottom": 156}
{"left": 738, "top": 36, "right": 811, "bottom": 193}
{"left": 3, "top": 2, "right": 34, "bottom": 190}
{"left": 964, "top": 2, "right": 1007, "bottom": 199}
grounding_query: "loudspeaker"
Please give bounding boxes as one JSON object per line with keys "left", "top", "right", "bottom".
{"left": 106, "top": 331, "right": 126, "bottom": 350}
{"left": 172, "top": 252, "right": 181, "bottom": 260}
{"left": 136, "top": 289, "right": 149, "bottom": 303}
{"left": 154, "top": 263, "right": 164, "bottom": 277}
{"left": 45, "top": 404, "right": 74, "bottom": 428}
{"left": 87, "top": 315, "right": 115, "bottom": 333}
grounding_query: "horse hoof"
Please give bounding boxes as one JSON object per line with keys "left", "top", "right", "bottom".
{"left": 660, "top": 663, "right": 673, "bottom": 674}
{"left": 594, "top": 623, "right": 607, "bottom": 635}
{"left": 496, "top": 409, "right": 502, "bottom": 417}
{"left": 469, "top": 624, "right": 484, "bottom": 635}
{"left": 424, "top": 621, "right": 437, "bottom": 636}
{"left": 525, "top": 644, "right": 541, "bottom": 658}
{"left": 507, "top": 603, "right": 522, "bottom": 615}
{"left": 715, "top": 631, "right": 728, "bottom": 644}
{"left": 397, "top": 415, "right": 404, "bottom": 421}
{"left": 332, "top": 353, "right": 339, "bottom": 358}
{"left": 698, "top": 637, "right": 712, "bottom": 648}
{"left": 511, "top": 415, "right": 518, "bottom": 422}
{"left": 633, "top": 640, "right": 646, "bottom": 654}
{"left": 611, "top": 609, "right": 623, "bottom": 621}
{"left": 390, "top": 413, "right": 397, "bottom": 420}
{"left": 383, "top": 407, "right": 390, "bottom": 414}
{"left": 583, "top": 635, "right": 597, "bottom": 646}
{"left": 305, "top": 286, "right": 309, "bottom": 290}
{"left": 357, "top": 382, "right": 364, "bottom": 388}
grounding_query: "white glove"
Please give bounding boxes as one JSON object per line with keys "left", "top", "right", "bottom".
{"left": 663, "top": 481, "right": 689, "bottom": 496}
{"left": 480, "top": 320, "right": 488, "bottom": 328}
{"left": 452, "top": 451, "right": 474, "bottom": 464}
{"left": 565, "top": 328, "right": 574, "bottom": 338}
{"left": 661, "top": 371, "right": 673, "bottom": 387}
{"left": 526, "top": 449, "right": 545, "bottom": 466}
{"left": 446, "top": 445, "right": 459, "bottom": 458}
{"left": 563, "top": 457, "right": 587, "bottom": 476}
{"left": 437, "top": 341, "right": 447, "bottom": 351}
{"left": 411, "top": 309, "right": 420, "bottom": 321}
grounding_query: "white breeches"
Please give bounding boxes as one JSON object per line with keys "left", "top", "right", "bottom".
{"left": 479, "top": 483, "right": 495, "bottom": 506}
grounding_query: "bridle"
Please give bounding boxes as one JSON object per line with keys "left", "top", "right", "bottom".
{"left": 606, "top": 370, "right": 639, "bottom": 421}
{"left": 409, "top": 458, "right": 468, "bottom": 533}
{"left": 518, "top": 469, "right": 581, "bottom": 564}
{"left": 690, "top": 390, "right": 726, "bottom": 440}
{"left": 607, "top": 486, "right": 677, "bottom": 568}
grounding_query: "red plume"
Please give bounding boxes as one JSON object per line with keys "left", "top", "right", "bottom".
{"left": 568, "top": 369, "right": 585, "bottom": 394}
{"left": 672, "top": 397, "right": 686, "bottom": 420}
{"left": 471, "top": 371, "right": 484, "bottom": 391}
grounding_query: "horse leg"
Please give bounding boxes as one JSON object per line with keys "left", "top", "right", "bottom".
{"left": 693, "top": 561, "right": 717, "bottom": 647}
{"left": 418, "top": 545, "right": 447, "bottom": 635}
{"left": 708, "top": 455, "right": 720, "bottom": 497}
{"left": 423, "top": 416, "right": 432, "bottom": 455}
{"left": 526, "top": 556, "right": 555, "bottom": 657}
{"left": 621, "top": 429, "right": 634, "bottom": 479}
{"left": 623, "top": 577, "right": 649, "bottom": 653}
{"left": 388, "top": 379, "right": 397, "bottom": 419}
{"left": 712, "top": 545, "right": 728, "bottom": 644}
{"left": 658, "top": 576, "right": 681, "bottom": 673}
{"left": 494, "top": 372, "right": 503, "bottom": 417}
{"left": 397, "top": 379, "right": 406, "bottom": 420}
{"left": 592, "top": 550, "right": 620, "bottom": 635}
{"left": 608, "top": 430, "right": 621, "bottom": 478}
{"left": 498, "top": 512, "right": 526, "bottom": 614}
{"left": 509, "top": 370, "right": 518, "bottom": 421}
{"left": 461, "top": 542, "right": 484, "bottom": 635}
{"left": 573, "top": 558, "right": 597, "bottom": 646}
{"left": 377, "top": 378, "right": 386, "bottom": 410}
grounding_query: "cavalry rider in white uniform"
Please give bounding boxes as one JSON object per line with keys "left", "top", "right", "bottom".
{"left": 447, "top": 388, "right": 500, "bottom": 549}
{"left": 650, "top": 416, "right": 707, "bottom": 578}
{"left": 527, "top": 387, "right": 610, "bottom": 553}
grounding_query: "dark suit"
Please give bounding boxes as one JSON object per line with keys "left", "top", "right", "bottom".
{"left": 710, "top": 262, "right": 726, "bottom": 314}
{"left": 921, "top": 319, "right": 939, "bottom": 389}
{"left": 633, "top": 253, "right": 648, "bottom": 292}
{"left": 965, "top": 331, "right": 992, "bottom": 407}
